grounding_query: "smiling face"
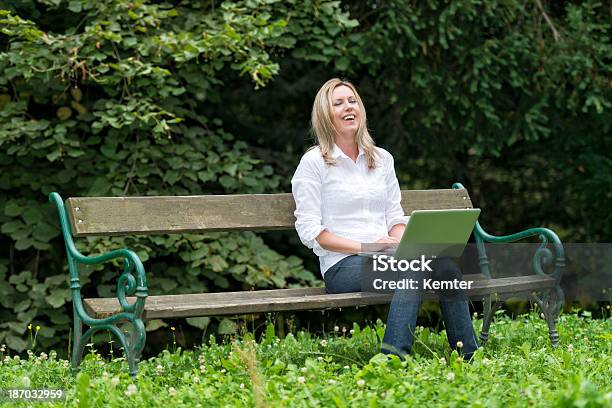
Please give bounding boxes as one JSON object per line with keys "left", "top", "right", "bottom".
{"left": 331, "top": 85, "right": 360, "bottom": 137}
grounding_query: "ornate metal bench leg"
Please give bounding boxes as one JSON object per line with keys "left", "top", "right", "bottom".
{"left": 125, "top": 319, "right": 146, "bottom": 378}
{"left": 71, "top": 308, "right": 85, "bottom": 372}
{"left": 480, "top": 295, "right": 500, "bottom": 344}
{"left": 545, "top": 315, "right": 559, "bottom": 347}
{"left": 530, "top": 287, "right": 563, "bottom": 347}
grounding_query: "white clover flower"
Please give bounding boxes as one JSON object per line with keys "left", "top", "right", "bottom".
{"left": 349, "top": 329, "right": 355, "bottom": 335}
{"left": 111, "top": 377, "right": 120, "bottom": 386}
{"left": 317, "top": 356, "right": 323, "bottom": 361}
{"left": 482, "top": 358, "right": 491, "bottom": 366}
{"left": 62, "top": 360, "right": 69, "bottom": 368}
{"left": 328, "top": 379, "right": 337, "bottom": 385}
{"left": 220, "top": 368, "right": 226, "bottom": 374}
{"left": 102, "top": 371, "right": 109, "bottom": 380}
{"left": 14, "top": 355, "right": 20, "bottom": 361}
{"left": 301, "top": 367, "right": 307, "bottom": 373}
{"left": 439, "top": 357, "right": 446, "bottom": 364}
{"left": 343, "top": 365, "right": 350, "bottom": 370}
{"left": 21, "top": 376, "right": 31, "bottom": 387}
{"left": 40, "top": 352, "right": 48, "bottom": 360}
{"left": 193, "top": 376, "right": 200, "bottom": 384}
{"left": 456, "top": 341, "right": 463, "bottom": 348}
{"left": 125, "top": 384, "right": 137, "bottom": 396}
{"left": 446, "top": 372, "right": 455, "bottom": 381}
{"left": 199, "top": 365, "right": 206, "bottom": 373}
{"left": 239, "top": 383, "right": 245, "bottom": 389}
{"left": 356, "top": 379, "right": 365, "bottom": 387}
{"left": 473, "top": 312, "right": 478, "bottom": 319}
{"left": 297, "top": 376, "right": 305, "bottom": 384}
{"left": 334, "top": 326, "right": 339, "bottom": 332}
{"left": 540, "top": 312, "right": 545, "bottom": 319}
{"left": 320, "top": 339, "right": 328, "bottom": 347}
{"left": 156, "top": 364, "right": 164, "bottom": 374}
{"left": 0, "top": 344, "right": 5, "bottom": 352}
{"left": 168, "top": 387, "right": 177, "bottom": 396}
{"left": 4, "top": 356, "right": 11, "bottom": 363}
{"left": 567, "top": 344, "right": 574, "bottom": 353}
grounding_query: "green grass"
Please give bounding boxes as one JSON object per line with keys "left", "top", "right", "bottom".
{"left": 1, "top": 311, "right": 611, "bottom": 407}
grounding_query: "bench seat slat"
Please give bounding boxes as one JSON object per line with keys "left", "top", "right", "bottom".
{"left": 84, "top": 275, "right": 555, "bottom": 319}
{"left": 66, "top": 189, "right": 473, "bottom": 236}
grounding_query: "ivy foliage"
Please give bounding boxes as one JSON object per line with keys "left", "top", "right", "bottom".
{"left": 0, "top": 0, "right": 357, "bottom": 352}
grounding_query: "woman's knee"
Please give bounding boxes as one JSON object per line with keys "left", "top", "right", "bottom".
{"left": 430, "top": 258, "right": 463, "bottom": 281}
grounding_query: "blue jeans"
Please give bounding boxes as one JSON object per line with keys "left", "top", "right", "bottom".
{"left": 324, "top": 255, "right": 479, "bottom": 360}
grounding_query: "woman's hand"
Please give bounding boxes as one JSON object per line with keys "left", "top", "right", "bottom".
{"left": 374, "top": 235, "right": 400, "bottom": 251}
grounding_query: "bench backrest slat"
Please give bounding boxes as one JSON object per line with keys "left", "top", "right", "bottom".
{"left": 66, "top": 189, "right": 473, "bottom": 236}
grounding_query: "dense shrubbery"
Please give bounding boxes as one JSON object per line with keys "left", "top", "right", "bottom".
{"left": 1, "top": 312, "right": 611, "bottom": 406}
{"left": 0, "top": 0, "right": 610, "bottom": 353}
{"left": 0, "top": 0, "right": 357, "bottom": 352}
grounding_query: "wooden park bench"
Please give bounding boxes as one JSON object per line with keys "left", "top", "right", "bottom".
{"left": 49, "top": 182, "right": 565, "bottom": 376}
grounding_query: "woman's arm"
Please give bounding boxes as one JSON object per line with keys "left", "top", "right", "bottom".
{"left": 383, "top": 151, "right": 408, "bottom": 236}
{"left": 388, "top": 223, "right": 406, "bottom": 240}
{"left": 314, "top": 230, "right": 361, "bottom": 254}
{"left": 316, "top": 230, "right": 400, "bottom": 254}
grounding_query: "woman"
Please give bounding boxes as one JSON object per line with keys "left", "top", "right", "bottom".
{"left": 291, "top": 78, "right": 479, "bottom": 360}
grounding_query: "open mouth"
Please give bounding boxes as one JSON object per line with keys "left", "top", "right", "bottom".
{"left": 342, "top": 114, "right": 355, "bottom": 122}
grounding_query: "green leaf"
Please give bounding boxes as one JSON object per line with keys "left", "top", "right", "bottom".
{"left": 14, "top": 299, "right": 31, "bottom": 313}
{"left": 14, "top": 238, "right": 33, "bottom": 251}
{"left": 22, "top": 207, "right": 43, "bottom": 224}
{"left": 5, "top": 335, "right": 27, "bottom": 352}
{"left": 217, "top": 318, "right": 238, "bottom": 335}
{"left": 145, "top": 319, "right": 168, "bottom": 332}
{"left": 76, "top": 373, "right": 91, "bottom": 408}
{"left": 45, "top": 289, "right": 70, "bottom": 308}
{"left": 46, "top": 149, "right": 61, "bottom": 162}
{"left": 32, "top": 222, "right": 59, "bottom": 242}
{"left": 4, "top": 200, "right": 22, "bottom": 216}
{"left": 186, "top": 316, "right": 210, "bottom": 330}
{"left": 1, "top": 220, "right": 25, "bottom": 234}
{"left": 88, "top": 177, "right": 112, "bottom": 195}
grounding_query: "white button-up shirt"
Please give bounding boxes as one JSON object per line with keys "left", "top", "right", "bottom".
{"left": 291, "top": 144, "right": 408, "bottom": 277}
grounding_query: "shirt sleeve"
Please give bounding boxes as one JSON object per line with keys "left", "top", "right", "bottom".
{"left": 384, "top": 152, "right": 408, "bottom": 232}
{"left": 291, "top": 153, "right": 327, "bottom": 253}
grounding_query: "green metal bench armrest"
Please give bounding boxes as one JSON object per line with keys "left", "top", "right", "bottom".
{"left": 452, "top": 183, "right": 565, "bottom": 280}
{"left": 49, "top": 192, "right": 148, "bottom": 326}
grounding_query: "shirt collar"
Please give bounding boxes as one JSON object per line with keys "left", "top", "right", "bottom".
{"left": 332, "top": 143, "right": 365, "bottom": 160}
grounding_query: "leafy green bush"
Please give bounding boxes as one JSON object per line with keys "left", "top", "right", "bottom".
{"left": 0, "top": 0, "right": 357, "bottom": 352}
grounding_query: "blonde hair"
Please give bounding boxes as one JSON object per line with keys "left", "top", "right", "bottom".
{"left": 310, "top": 78, "right": 378, "bottom": 169}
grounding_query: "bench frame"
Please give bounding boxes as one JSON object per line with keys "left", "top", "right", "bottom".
{"left": 49, "top": 183, "right": 565, "bottom": 376}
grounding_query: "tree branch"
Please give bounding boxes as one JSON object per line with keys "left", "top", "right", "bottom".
{"left": 535, "top": 0, "right": 560, "bottom": 42}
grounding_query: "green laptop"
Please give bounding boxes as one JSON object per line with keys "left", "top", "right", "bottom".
{"left": 394, "top": 208, "right": 481, "bottom": 259}
{"left": 361, "top": 208, "right": 481, "bottom": 259}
